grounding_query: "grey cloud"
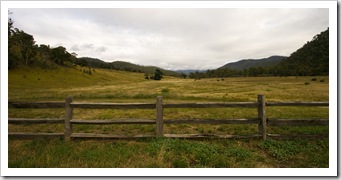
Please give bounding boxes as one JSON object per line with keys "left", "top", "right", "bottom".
{"left": 70, "top": 44, "right": 80, "bottom": 51}
{"left": 95, "top": 46, "right": 107, "bottom": 53}
{"left": 81, "top": 43, "right": 95, "bottom": 49}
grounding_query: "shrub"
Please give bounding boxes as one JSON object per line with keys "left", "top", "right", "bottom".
{"left": 304, "top": 82, "right": 310, "bottom": 85}
{"left": 320, "top": 79, "right": 325, "bottom": 82}
{"left": 154, "top": 69, "right": 163, "bottom": 80}
{"left": 311, "top": 78, "right": 317, "bottom": 81}
{"left": 144, "top": 73, "right": 149, "bottom": 80}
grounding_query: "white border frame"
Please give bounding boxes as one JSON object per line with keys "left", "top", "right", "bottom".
{"left": 1, "top": 0, "right": 337, "bottom": 177}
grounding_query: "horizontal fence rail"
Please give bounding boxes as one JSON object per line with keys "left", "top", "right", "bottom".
{"left": 8, "top": 132, "right": 64, "bottom": 139}
{"left": 8, "top": 95, "right": 329, "bottom": 140}
{"left": 70, "top": 102, "right": 156, "bottom": 109}
{"left": 70, "top": 119, "right": 156, "bottom": 125}
{"left": 266, "top": 102, "right": 329, "bottom": 107}
{"left": 164, "top": 134, "right": 262, "bottom": 139}
{"left": 9, "top": 118, "right": 64, "bottom": 124}
{"left": 267, "top": 119, "right": 329, "bottom": 126}
{"left": 163, "top": 119, "right": 260, "bottom": 125}
{"left": 8, "top": 102, "right": 65, "bottom": 108}
{"left": 163, "top": 102, "right": 259, "bottom": 108}
{"left": 70, "top": 133, "right": 155, "bottom": 140}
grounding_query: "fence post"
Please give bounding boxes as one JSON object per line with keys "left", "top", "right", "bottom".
{"left": 258, "top": 95, "right": 267, "bottom": 140}
{"left": 156, "top": 96, "right": 164, "bottom": 137}
{"left": 65, "top": 96, "right": 73, "bottom": 141}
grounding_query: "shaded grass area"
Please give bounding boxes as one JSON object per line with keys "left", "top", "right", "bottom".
{"left": 8, "top": 138, "right": 328, "bottom": 168}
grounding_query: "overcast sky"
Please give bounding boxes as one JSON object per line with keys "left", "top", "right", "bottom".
{"left": 10, "top": 8, "right": 328, "bottom": 70}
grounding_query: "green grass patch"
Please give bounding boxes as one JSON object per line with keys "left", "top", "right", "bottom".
{"left": 9, "top": 138, "right": 328, "bottom": 168}
{"left": 257, "top": 139, "right": 328, "bottom": 167}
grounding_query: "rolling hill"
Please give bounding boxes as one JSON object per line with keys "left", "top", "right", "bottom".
{"left": 77, "top": 57, "right": 180, "bottom": 77}
{"left": 218, "top": 56, "right": 287, "bottom": 70}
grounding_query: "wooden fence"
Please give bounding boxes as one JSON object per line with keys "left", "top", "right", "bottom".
{"left": 8, "top": 95, "right": 329, "bottom": 140}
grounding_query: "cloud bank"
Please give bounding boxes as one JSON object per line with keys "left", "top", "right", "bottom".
{"left": 11, "top": 8, "right": 329, "bottom": 70}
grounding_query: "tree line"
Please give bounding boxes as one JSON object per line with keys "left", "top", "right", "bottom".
{"left": 8, "top": 14, "right": 78, "bottom": 69}
{"left": 189, "top": 66, "right": 277, "bottom": 79}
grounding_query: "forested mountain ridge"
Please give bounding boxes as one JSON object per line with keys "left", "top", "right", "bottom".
{"left": 275, "top": 28, "right": 329, "bottom": 76}
{"left": 77, "top": 57, "right": 180, "bottom": 77}
{"left": 219, "top": 56, "right": 287, "bottom": 70}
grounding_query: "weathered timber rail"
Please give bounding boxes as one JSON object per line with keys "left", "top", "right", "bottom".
{"left": 8, "top": 95, "right": 329, "bottom": 140}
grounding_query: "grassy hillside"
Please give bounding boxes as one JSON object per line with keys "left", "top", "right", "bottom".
{"left": 8, "top": 65, "right": 148, "bottom": 101}
{"left": 9, "top": 66, "right": 143, "bottom": 88}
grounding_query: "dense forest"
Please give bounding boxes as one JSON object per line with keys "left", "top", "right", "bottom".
{"left": 8, "top": 15, "right": 77, "bottom": 69}
{"left": 8, "top": 13, "right": 328, "bottom": 78}
{"left": 275, "top": 29, "right": 329, "bottom": 76}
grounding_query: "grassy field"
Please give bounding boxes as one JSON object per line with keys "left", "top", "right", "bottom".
{"left": 8, "top": 66, "right": 329, "bottom": 168}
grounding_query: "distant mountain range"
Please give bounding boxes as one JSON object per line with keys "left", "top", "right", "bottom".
{"left": 176, "top": 56, "right": 286, "bottom": 74}
{"left": 218, "top": 56, "right": 287, "bottom": 70}
{"left": 77, "top": 28, "right": 328, "bottom": 77}
{"left": 80, "top": 56, "right": 287, "bottom": 76}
